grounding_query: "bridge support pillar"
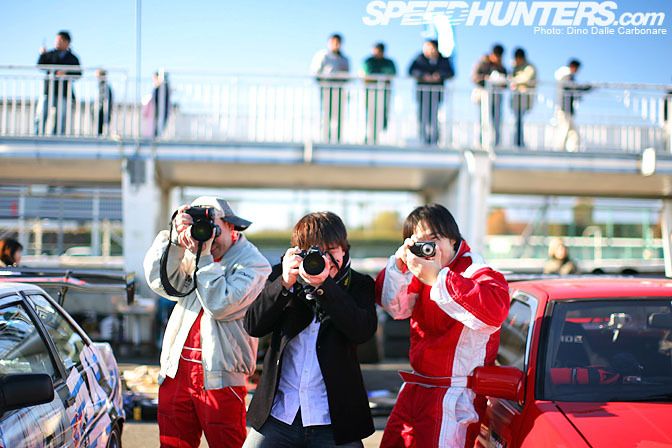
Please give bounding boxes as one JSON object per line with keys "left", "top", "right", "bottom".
{"left": 430, "top": 150, "right": 492, "bottom": 255}
{"left": 122, "top": 156, "right": 168, "bottom": 295}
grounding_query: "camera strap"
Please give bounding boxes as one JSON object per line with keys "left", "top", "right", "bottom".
{"left": 159, "top": 211, "right": 204, "bottom": 298}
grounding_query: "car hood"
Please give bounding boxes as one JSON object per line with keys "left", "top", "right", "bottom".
{"left": 556, "top": 402, "right": 672, "bottom": 447}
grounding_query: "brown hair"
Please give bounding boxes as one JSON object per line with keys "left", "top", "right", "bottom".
{"left": 0, "top": 238, "right": 23, "bottom": 266}
{"left": 290, "top": 212, "right": 348, "bottom": 252}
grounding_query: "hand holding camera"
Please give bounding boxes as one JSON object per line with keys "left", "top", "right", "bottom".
{"left": 281, "top": 247, "right": 302, "bottom": 289}
{"left": 403, "top": 238, "right": 442, "bottom": 286}
{"left": 173, "top": 205, "right": 221, "bottom": 254}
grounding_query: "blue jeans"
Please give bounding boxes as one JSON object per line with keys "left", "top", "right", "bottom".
{"left": 243, "top": 411, "right": 363, "bottom": 448}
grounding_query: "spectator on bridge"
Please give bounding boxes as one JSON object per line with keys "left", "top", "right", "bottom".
{"left": 544, "top": 238, "right": 579, "bottom": 275}
{"left": 472, "top": 44, "right": 507, "bottom": 148}
{"left": 311, "top": 34, "right": 350, "bottom": 143}
{"left": 409, "top": 39, "right": 455, "bottom": 145}
{"left": 0, "top": 238, "right": 23, "bottom": 267}
{"left": 555, "top": 59, "right": 592, "bottom": 152}
{"left": 144, "top": 196, "right": 271, "bottom": 448}
{"left": 244, "top": 211, "right": 377, "bottom": 447}
{"left": 96, "top": 69, "right": 113, "bottom": 137}
{"left": 151, "top": 71, "right": 171, "bottom": 137}
{"left": 35, "top": 30, "right": 82, "bottom": 136}
{"left": 510, "top": 48, "right": 537, "bottom": 148}
{"left": 376, "top": 204, "right": 509, "bottom": 448}
{"left": 361, "top": 42, "right": 397, "bottom": 144}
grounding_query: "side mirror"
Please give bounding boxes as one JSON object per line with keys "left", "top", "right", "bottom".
{"left": 0, "top": 374, "right": 54, "bottom": 415}
{"left": 471, "top": 366, "right": 525, "bottom": 402}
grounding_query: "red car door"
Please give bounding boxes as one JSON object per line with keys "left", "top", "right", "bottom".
{"left": 478, "top": 293, "right": 538, "bottom": 448}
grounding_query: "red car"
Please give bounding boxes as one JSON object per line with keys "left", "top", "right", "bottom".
{"left": 471, "top": 278, "right": 672, "bottom": 448}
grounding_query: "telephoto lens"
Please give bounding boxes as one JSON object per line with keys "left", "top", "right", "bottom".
{"left": 301, "top": 246, "right": 326, "bottom": 275}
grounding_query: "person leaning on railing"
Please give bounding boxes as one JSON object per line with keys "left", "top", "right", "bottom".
{"left": 360, "top": 42, "right": 397, "bottom": 145}
{"left": 35, "top": 30, "right": 82, "bottom": 136}
{"left": 510, "top": 48, "right": 537, "bottom": 148}
{"left": 311, "top": 33, "right": 350, "bottom": 143}
{"left": 409, "top": 39, "right": 455, "bottom": 146}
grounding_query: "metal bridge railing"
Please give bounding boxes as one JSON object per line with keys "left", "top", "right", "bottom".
{"left": 0, "top": 65, "right": 670, "bottom": 153}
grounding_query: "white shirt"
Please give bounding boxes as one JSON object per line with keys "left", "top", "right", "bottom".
{"left": 270, "top": 317, "right": 331, "bottom": 426}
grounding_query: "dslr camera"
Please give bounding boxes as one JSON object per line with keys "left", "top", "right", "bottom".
{"left": 409, "top": 241, "right": 436, "bottom": 258}
{"left": 299, "top": 246, "right": 326, "bottom": 275}
{"left": 186, "top": 206, "right": 221, "bottom": 242}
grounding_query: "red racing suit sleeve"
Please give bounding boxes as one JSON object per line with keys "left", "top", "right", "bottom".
{"left": 375, "top": 255, "right": 416, "bottom": 320}
{"left": 429, "top": 263, "right": 510, "bottom": 334}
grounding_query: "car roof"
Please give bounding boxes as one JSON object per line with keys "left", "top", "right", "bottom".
{"left": 511, "top": 277, "right": 672, "bottom": 301}
{"left": 0, "top": 282, "right": 47, "bottom": 297}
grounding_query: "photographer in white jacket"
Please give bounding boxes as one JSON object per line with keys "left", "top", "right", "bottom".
{"left": 144, "top": 196, "right": 271, "bottom": 448}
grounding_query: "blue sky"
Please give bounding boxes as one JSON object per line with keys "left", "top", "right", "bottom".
{"left": 2, "top": 0, "right": 671, "bottom": 86}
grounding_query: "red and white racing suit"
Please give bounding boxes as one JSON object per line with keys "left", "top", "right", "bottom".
{"left": 376, "top": 240, "right": 509, "bottom": 448}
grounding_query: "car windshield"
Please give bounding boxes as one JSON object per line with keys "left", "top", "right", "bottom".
{"left": 540, "top": 298, "right": 672, "bottom": 402}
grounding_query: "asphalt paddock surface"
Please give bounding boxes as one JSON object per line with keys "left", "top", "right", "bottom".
{"left": 121, "top": 361, "right": 407, "bottom": 447}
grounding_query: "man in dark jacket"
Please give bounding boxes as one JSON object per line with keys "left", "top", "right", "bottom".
{"left": 35, "top": 30, "right": 81, "bottom": 135}
{"left": 244, "top": 211, "right": 376, "bottom": 447}
{"left": 408, "top": 40, "right": 455, "bottom": 145}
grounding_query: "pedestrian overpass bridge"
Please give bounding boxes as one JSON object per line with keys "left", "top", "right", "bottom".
{"left": 2, "top": 66, "right": 672, "bottom": 289}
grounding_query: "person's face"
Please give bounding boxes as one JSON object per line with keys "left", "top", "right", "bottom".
{"left": 372, "top": 47, "right": 383, "bottom": 59}
{"left": 210, "top": 219, "right": 235, "bottom": 260}
{"left": 413, "top": 221, "right": 456, "bottom": 267}
{"left": 569, "top": 65, "right": 579, "bottom": 75}
{"left": 328, "top": 38, "right": 341, "bottom": 53}
{"left": 13, "top": 249, "right": 22, "bottom": 266}
{"left": 554, "top": 243, "right": 568, "bottom": 260}
{"left": 321, "top": 244, "right": 346, "bottom": 278}
{"left": 490, "top": 52, "right": 503, "bottom": 65}
{"left": 423, "top": 42, "right": 438, "bottom": 59}
{"left": 55, "top": 35, "right": 69, "bottom": 51}
{"left": 514, "top": 56, "right": 524, "bottom": 66}
{"left": 152, "top": 74, "right": 161, "bottom": 87}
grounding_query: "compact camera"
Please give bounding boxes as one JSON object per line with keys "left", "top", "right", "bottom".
{"left": 409, "top": 241, "right": 436, "bottom": 258}
{"left": 299, "top": 246, "right": 326, "bottom": 275}
{"left": 186, "top": 206, "right": 221, "bottom": 242}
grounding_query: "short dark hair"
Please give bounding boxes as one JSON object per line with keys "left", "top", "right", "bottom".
{"left": 426, "top": 39, "right": 439, "bottom": 49}
{"left": 402, "top": 204, "right": 462, "bottom": 245}
{"left": 0, "top": 238, "right": 23, "bottom": 266}
{"left": 374, "top": 42, "right": 385, "bottom": 53}
{"left": 57, "top": 31, "right": 71, "bottom": 43}
{"left": 492, "top": 44, "right": 504, "bottom": 56}
{"left": 514, "top": 48, "right": 526, "bottom": 59}
{"left": 290, "top": 212, "right": 349, "bottom": 252}
{"left": 329, "top": 33, "right": 343, "bottom": 42}
{"left": 569, "top": 59, "right": 581, "bottom": 69}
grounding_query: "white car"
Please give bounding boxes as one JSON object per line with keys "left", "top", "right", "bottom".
{"left": 0, "top": 282, "right": 125, "bottom": 448}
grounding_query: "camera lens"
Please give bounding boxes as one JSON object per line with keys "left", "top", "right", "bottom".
{"left": 422, "top": 243, "right": 434, "bottom": 256}
{"left": 191, "top": 221, "right": 213, "bottom": 242}
{"left": 302, "top": 252, "right": 326, "bottom": 276}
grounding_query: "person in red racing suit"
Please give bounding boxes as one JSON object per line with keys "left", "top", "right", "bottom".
{"left": 376, "top": 204, "right": 510, "bottom": 448}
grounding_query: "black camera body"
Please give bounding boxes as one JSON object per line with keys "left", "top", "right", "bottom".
{"left": 186, "top": 206, "right": 221, "bottom": 242}
{"left": 409, "top": 241, "right": 436, "bottom": 258}
{"left": 299, "top": 246, "right": 326, "bottom": 276}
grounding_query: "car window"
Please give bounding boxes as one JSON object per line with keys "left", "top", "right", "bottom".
{"left": 0, "top": 300, "right": 58, "bottom": 379}
{"left": 540, "top": 298, "right": 672, "bottom": 402}
{"left": 28, "top": 294, "right": 86, "bottom": 371}
{"left": 498, "top": 299, "right": 533, "bottom": 370}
